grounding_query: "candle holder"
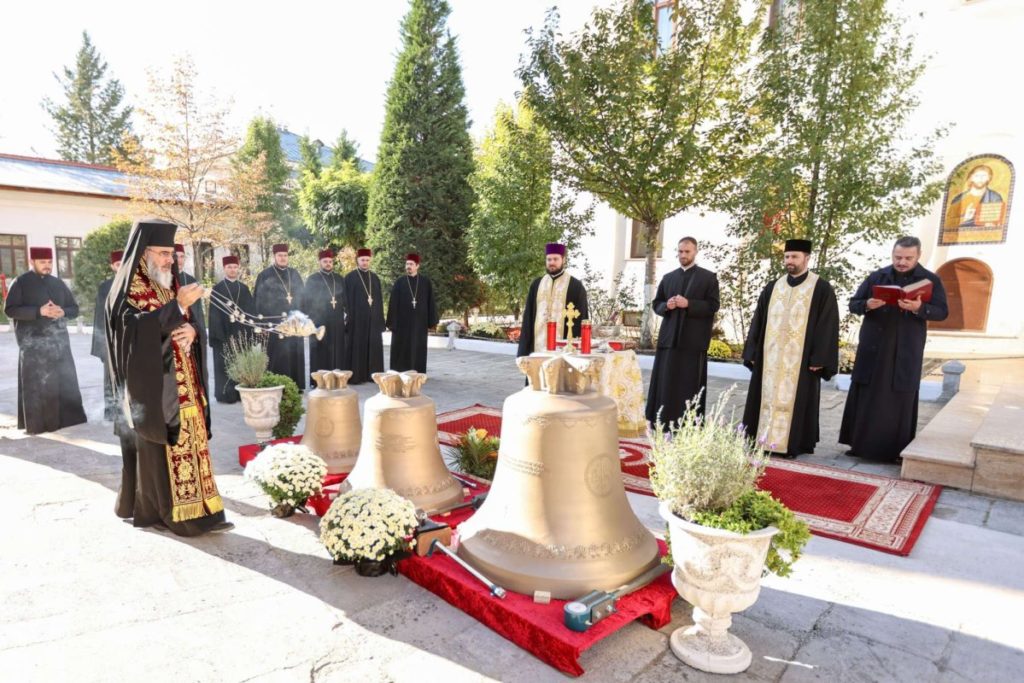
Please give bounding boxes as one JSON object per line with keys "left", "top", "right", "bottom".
{"left": 546, "top": 321, "right": 557, "bottom": 351}
{"left": 581, "top": 320, "right": 592, "bottom": 354}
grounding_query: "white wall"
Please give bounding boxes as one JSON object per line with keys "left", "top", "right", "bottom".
{"left": 0, "top": 188, "right": 134, "bottom": 279}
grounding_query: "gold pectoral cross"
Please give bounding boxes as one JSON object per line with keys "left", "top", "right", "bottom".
{"left": 561, "top": 302, "right": 581, "bottom": 351}
{"left": 368, "top": 296, "right": 373, "bottom": 307}
{"left": 330, "top": 297, "right": 336, "bottom": 309}
{"left": 286, "top": 293, "right": 293, "bottom": 305}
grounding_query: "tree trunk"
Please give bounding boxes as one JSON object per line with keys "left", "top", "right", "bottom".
{"left": 638, "top": 220, "right": 660, "bottom": 349}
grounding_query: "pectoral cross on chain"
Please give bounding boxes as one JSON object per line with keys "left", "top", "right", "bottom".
{"left": 561, "top": 302, "right": 581, "bottom": 350}
{"left": 286, "top": 293, "right": 293, "bottom": 305}
{"left": 330, "top": 297, "right": 336, "bottom": 309}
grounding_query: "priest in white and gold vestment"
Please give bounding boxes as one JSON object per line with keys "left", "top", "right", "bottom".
{"left": 741, "top": 239, "right": 840, "bottom": 459}
{"left": 517, "top": 243, "right": 589, "bottom": 356}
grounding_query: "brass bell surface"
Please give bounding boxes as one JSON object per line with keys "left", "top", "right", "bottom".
{"left": 344, "top": 371, "right": 463, "bottom": 511}
{"left": 301, "top": 370, "right": 362, "bottom": 474}
{"left": 458, "top": 353, "right": 659, "bottom": 599}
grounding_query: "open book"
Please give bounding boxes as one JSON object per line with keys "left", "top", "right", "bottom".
{"left": 872, "top": 279, "right": 933, "bottom": 306}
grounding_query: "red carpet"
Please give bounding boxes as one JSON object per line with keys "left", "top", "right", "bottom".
{"left": 436, "top": 405, "right": 940, "bottom": 556}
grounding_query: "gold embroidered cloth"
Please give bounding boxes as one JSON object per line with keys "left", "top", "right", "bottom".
{"left": 532, "top": 273, "right": 570, "bottom": 353}
{"left": 757, "top": 272, "right": 818, "bottom": 453}
{"left": 594, "top": 350, "right": 646, "bottom": 437}
{"left": 128, "top": 261, "right": 223, "bottom": 522}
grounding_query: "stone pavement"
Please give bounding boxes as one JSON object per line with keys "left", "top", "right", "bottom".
{"left": 1, "top": 332, "right": 1023, "bottom": 682}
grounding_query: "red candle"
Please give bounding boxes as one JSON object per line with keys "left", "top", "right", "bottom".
{"left": 581, "top": 320, "right": 592, "bottom": 354}
{"left": 546, "top": 321, "right": 557, "bottom": 351}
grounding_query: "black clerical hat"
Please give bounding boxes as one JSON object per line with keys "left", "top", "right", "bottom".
{"left": 784, "top": 238, "right": 812, "bottom": 254}
{"left": 138, "top": 220, "right": 178, "bottom": 248}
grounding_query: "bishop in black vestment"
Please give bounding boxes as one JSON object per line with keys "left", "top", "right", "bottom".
{"left": 91, "top": 249, "right": 123, "bottom": 421}
{"left": 646, "top": 237, "right": 720, "bottom": 427}
{"left": 106, "top": 219, "right": 230, "bottom": 535}
{"left": 840, "top": 237, "right": 948, "bottom": 461}
{"left": 4, "top": 246, "right": 87, "bottom": 434}
{"left": 517, "top": 243, "right": 588, "bottom": 357}
{"left": 387, "top": 252, "right": 439, "bottom": 373}
{"left": 742, "top": 239, "right": 840, "bottom": 458}
{"left": 304, "top": 248, "right": 347, "bottom": 386}
{"left": 344, "top": 248, "right": 385, "bottom": 384}
{"left": 253, "top": 243, "right": 306, "bottom": 388}
{"left": 208, "top": 255, "right": 254, "bottom": 403}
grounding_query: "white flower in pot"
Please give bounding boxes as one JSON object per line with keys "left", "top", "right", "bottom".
{"left": 225, "top": 335, "right": 282, "bottom": 443}
{"left": 649, "top": 387, "right": 810, "bottom": 675}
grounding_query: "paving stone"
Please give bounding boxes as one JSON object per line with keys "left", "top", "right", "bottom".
{"left": 985, "top": 498, "right": 1024, "bottom": 536}
{"left": 779, "top": 632, "right": 941, "bottom": 682}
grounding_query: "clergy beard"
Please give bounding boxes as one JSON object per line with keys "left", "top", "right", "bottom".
{"left": 547, "top": 266, "right": 565, "bottom": 278}
{"left": 147, "top": 256, "right": 174, "bottom": 290}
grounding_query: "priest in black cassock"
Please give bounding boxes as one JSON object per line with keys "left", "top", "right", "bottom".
{"left": 645, "top": 237, "right": 720, "bottom": 428}
{"left": 387, "top": 252, "right": 439, "bottom": 373}
{"left": 742, "top": 239, "right": 840, "bottom": 458}
{"left": 840, "top": 236, "right": 948, "bottom": 462}
{"left": 517, "top": 243, "right": 588, "bottom": 356}
{"left": 208, "top": 255, "right": 254, "bottom": 403}
{"left": 106, "top": 219, "right": 230, "bottom": 535}
{"left": 92, "top": 249, "right": 123, "bottom": 421}
{"left": 4, "top": 246, "right": 87, "bottom": 434}
{"left": 253, "top": 243, "right": 306, "bottom": 389}
{"left": 344, "top": 248, "right": 385, "bottom": 384}
{"left": 304, "top": 248, "right": 347, "bottom": 386}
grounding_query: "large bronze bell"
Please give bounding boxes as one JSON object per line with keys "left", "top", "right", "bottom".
{"left": 458, "top": 353, "right": 659, "bottom": 599}
{"left": 343, "top": 371, "right": 463, "bottom": 511}
{"left": 301, "top": 370, "right": 361, "bottom": 474}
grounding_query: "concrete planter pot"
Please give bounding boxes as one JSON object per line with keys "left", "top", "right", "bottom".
{"left": 659, "top": 501, "right": 778, "bottom": 675}
{"left": 237, "top": 385, "right": 283, "bottom": 443}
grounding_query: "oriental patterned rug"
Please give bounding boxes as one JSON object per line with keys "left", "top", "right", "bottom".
{"left": 436, "top": 404, "right": 940, "bottom": 557}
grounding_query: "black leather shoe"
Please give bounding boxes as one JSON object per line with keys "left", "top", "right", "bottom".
{"left": 209, "top": 521, "right": 235, "bottom": 534}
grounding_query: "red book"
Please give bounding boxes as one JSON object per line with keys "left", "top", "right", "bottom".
{"left": 872, "top": 279, "right": 933, "bottom": 306}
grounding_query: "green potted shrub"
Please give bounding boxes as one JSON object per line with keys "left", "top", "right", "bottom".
{"left": 225, "top": 335, "right": 282, "bottom": 443}
{"left": 649, "top": 387, "right": 810, "bottom": 675}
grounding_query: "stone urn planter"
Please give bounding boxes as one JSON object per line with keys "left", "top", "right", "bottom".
{"left": 237, "top": 385, "right": 284, "bottom": 443}
{"left": 659, "top": 502, "right": 778, "bottom": 675}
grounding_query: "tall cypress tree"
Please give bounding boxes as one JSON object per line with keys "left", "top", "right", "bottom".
{"left": 42, "top": 31, "right": 135, "bottom": 165}
{"left": 366, "top": 0, "right": 479, "bottom": 316}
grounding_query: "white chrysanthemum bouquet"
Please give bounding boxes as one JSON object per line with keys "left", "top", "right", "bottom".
{"left": 319, "top": 488, "right": 419, "bottom": 575}
{"left": 244, "top": 443, "right": 327, "bottom": 517}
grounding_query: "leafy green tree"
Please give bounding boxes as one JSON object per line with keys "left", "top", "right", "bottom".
{"left": 233, "top": 116, "right": 295, "bottom": 261}
{"left": 331, "top": 129, "right": 359, "bottom": 167}
{"left": 297, "top": 160, "right": 371, "bottom": 248}
{"left": 518, "top": 0, "right": 762, "bottom": 347}
{"left": 366, "top": 0, "right": 480, "bottom": 316}
{"left": 726, "top": 0, "right": 945, "bottom": 295}
{"left": 42, "top": 31, "right": 136, "bottom": 165}
{"left": 468, "top": 99, "right": 592, "bottom": 318}
{"left": 297, "top": 134, "right": 324, "bottom": 180}
{"left": 72, "top": 217, "right": 132, "bottom": 319}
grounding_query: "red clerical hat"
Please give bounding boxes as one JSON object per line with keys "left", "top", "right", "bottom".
{"left": 110, "top": 250, "right": 124, "bottom": 264}
{"left": 318, "top": 249, "right": 334, "bottom": 260}
{"left": 405, "top": 253, "right": 420, "bottom": 264}
{"left": 174, "top": 243, "right": 185, "bottom": 254}
{"left": 545, "top": 243, "right": 566, "bottom": 257}
{"left": 357, "top": 248, "right": 372, "bottom": 258}
{"left": 222, "top": 255, "right": 240, "bottom": 266}
{"left": 272, "top": 243, "right": 289, "bottom": 254}
{"left": 29, "top": 247, "right": 53, "bottom": 260}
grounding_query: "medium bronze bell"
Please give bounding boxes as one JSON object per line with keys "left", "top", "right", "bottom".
{"left": 343, "top": 371, "right": 463, "bottom": 511}
{"left": 458, "top": 353, "right": 659, "bottom": 599}
{"left": 301, "top": 370, "right": 361, "bottom": 474}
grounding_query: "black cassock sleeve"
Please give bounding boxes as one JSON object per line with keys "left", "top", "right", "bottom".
{"left": 3, "top": 278, "right": 38, "bottom": 320}
{"left": 427, "top": 278, "right": 439, "bottom": 329}
{"left": 386, "top": 279, "right": 401, "bottom": 331}
{"left": 807, "top": 280, "right": 841, "bottom": 380}
{"left": 517, "top": 278, "right": 541, "bottom": 357}
{"left": 92, "top": 281, "right": 111, "bottom": 358}
{"left": 742, "top": 283, "right": 773, "bottom": 369}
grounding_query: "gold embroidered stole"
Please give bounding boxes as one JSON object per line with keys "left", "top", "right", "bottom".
{"left": 757, "top": 272, "right": 819, "bottom": 453}
{"left": 532, "top": 273, "right": 570, "bottom": 352}
{"left": 128, "top": 262, "right": 223, "bottom": 522}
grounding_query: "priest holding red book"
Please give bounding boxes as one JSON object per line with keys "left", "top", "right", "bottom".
{"left": 840, "top": 236, "right": 948, "bottom": 461}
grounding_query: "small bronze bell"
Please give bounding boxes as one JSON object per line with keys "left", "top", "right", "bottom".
{"left": 301, "top": 370, "right": 361, "bottom": 474}
{"left": 458, "top": 353, "right": 659, "bottom": 599}
{"left": 343, "top": 371, "right": 463, "bottom": 511}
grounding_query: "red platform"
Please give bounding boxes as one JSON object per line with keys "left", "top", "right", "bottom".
{"left": 397, "top": 494, "right": 677, "bottom": 677}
